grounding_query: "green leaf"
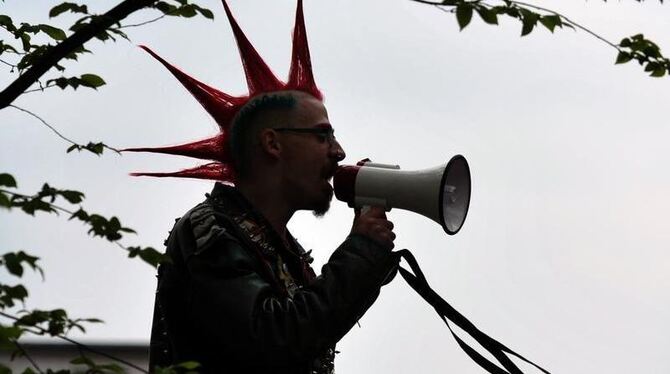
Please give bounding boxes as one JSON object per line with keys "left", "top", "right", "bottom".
{"left": 642, "top": 45, "right": 661, "bottom": 59}
{"left": 19, "top": 197, "right": 56, "bottom": 216}
{"left": 50, "top": 3, "right": 73, "bottom": 18}
{"left": 0, "top": 324, "right": 23, "bottom": 341}
{"left": 19, "top": 33, "right": 31, "bottom": 52}
{"left": 615, "top": 51, "right": 633, "bottom": 64}
{"left": 475, "top": 7, "right": 498, "bottom": 25}
{"left": 456, "top": 5, "right": 473, "bottom": 31}
{"left": 0, "top": 284, "right": 28, "bottom": 307}
{"left": 94, "top": 30, "right": 111, "bottom": 42}
{"left": 521, "top": 18, "right": 535, "bottom": 36}
{"left": 0, "top": 40, "right": 18, "bottom": 55}
{"left": 60, "top": 190, "right": 84, "bottom": 204}
{"left": 0, "top": 15, "right": 15, "bottom": 32}
{"left": 620, "top": 38, "right": 632, "bottom": 48}
{"left": 1, "top": 251, "right": 43, "bottom": 278}
{"left": 539, "top": 15, "right": 560, "bottom": 33}
{"left": 38, "top": 24, "right": 66, "bottom": 40}
{"left": 3, "top": 254, "right": 23, "bottom": 276}
{"left": 85, "top": 142, "right": 105, "bottom": 155}
{"left": 0, "top": 173, "right": 17, "bottom": 188}
{"left": 650, "top": 67, "right": 666, "bottom": 77}
{"left": 193, "top": 5, "right": 214, "bottom": 19}
{"left": 79, "top": 74, "right": 105, "bottom": 89}
{"left": 154, "top": 2, "right": 177, "bottom": 15}
{"left": 644, "top": 61, "right": 659, "bottom": 72}
{"left": 49, "top": 2, "right": 89, "bottom": 18}
{"left": 128, "top": 246, "right": 170, "bottom": 268}
{"left": 519, "top": 8, "right": 539, "bottom": 36}
{"left": 108, "top": 28, "right": 129, "bottom": 41}
{"left": 0, "top": 192, "right": 10, "bottom": 209}
{"left": 66, "top": 144, "right": 79, "bottom": 153}
{"left": 69, "top": 208, "right": 89, "bottom": 221}
{"left": 178, "top": 5, "right": 198, "bottom": 18}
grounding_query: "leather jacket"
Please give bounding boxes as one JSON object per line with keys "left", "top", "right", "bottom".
{"left": 149, "top": 183, "right": 398, "bottom": 373}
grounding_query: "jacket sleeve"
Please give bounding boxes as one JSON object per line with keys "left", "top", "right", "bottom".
{"left": 174, "top": 207, "right": 398, "bottom": 366}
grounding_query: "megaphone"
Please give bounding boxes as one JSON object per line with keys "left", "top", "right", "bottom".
{"left": 333, "top": 155, "right": 471, "bottom": 235}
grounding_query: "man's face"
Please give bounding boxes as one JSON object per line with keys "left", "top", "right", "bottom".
{"left": 277, "top": 94, "right": 346, "bottom": 216}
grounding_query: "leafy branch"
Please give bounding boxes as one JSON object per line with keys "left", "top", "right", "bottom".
{"left": 120, "top": 0, "right": 214, "bottom": 29}
{"left": 0, "top": 311, "right": 148, "bottom": 374}
{"left": 0, "top": 227, "right": 157, "bottom": 374}
{"left": 0, "top": 0, "right": 213, "bottom": 110}
{"left": 9, "top": 105, "right": 119, "bottom": 156}
{"left": 2, "top": 308, "right": 198, "bottom": 374}
{"left": 410, "top": 0, "right": 669, "bottom": 78}
{"left": 11, "top": 340, "right": 44, "bottom": 374}
{"left": 0, "top": 249, "right": 132, "bottom": 373}
{"left": 0, "top": 174, "right": 168, "bottom": 268}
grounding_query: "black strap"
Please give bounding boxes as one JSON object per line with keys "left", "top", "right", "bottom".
{"left": 395, "top": 249, "right": 550, "bottom": 374}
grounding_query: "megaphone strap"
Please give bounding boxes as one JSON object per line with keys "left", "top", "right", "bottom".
{"left": 395, "top": 249, "right": 551, "bottom": 374}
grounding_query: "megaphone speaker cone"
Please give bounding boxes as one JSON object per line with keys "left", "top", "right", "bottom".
{"left": 439, "top": 155, "right": 471, "bottom": 235}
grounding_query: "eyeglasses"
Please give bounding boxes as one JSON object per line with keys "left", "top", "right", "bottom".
{"left": 272, "top": 127, "right": 336, "bottom": 146}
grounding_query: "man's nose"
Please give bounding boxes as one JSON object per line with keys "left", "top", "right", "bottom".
{"left": 330, "top": 139, "right": 346, "bottom": 162}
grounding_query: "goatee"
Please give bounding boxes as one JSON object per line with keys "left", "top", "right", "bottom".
{"left": 312, "top": 189, "right": 333, "bottom": 218}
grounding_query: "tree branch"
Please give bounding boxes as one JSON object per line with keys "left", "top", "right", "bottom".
{"left": 0, "top": 58, "right": 17, "bottom": 69}
{"left": 0, "top": 0, "right": 159, "bottom": 110}
{"left": 9, "top": 104, "right": 121, "bottom": 154}
{"left": 119, "top": 13, "right": 168, "bottom": 28}
{"left": 512, "top": 0, "right": 620, "bottom": 50}
{"left": 9, "top": 105, "right": 78, "bottom": 146}
{"left": 0, "top": 311, "right": 148, "bottom": 374}
{"left": 12, "top": 340, "right": 45, "bottom": 374}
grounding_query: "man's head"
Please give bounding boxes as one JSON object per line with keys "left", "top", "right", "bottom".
{"left": 229, "top": 90, "right": 345, "bottom": 216}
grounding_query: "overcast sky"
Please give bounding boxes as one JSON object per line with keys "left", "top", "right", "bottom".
{"left": 1, "top": 0, "right": 669, "bottom": 373}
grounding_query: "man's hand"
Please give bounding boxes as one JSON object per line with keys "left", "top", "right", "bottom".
{"left": 351, "top": 206, "right": 396, "bottom": 250}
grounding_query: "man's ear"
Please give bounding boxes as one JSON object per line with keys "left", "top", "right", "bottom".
{"left": 258, "top": 128, "right": 282, "bottom": 159}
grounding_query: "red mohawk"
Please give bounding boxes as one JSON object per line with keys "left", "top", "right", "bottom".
{"left": 124, "top": 0, "right": 322, "bottom": 183}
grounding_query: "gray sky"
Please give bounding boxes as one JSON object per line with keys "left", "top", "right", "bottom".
{"left": 1, "top": 0, "right": 669, "bottom": 373}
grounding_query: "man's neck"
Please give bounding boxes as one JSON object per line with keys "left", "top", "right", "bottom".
{"left": 235, "top": 179, "right": 294, "bottom": 241}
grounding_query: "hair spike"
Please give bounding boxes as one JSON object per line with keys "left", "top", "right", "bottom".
{"left": 130, "top": 162, "right": 235, "bottom": 182}
{"left": 125, "top": 0, "right": 323, "bottom": 184}
{"left": 123, "top": 133, "right": 228, "bottom": 162}
{"left": 288, "top": 0, "right": 322, "bottom": 100}
{"left": 221, "top": 0, "right": 284, "bottom": 96}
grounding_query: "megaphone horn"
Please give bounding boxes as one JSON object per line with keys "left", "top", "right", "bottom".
{"left": 333, "top": 155, "right": 471, "bottom": 235}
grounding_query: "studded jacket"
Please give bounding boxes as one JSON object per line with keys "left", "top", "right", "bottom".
{"left": 149, "top": 183, "right": 398, "bottom": 373}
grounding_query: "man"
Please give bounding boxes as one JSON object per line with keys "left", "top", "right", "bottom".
{"left": 124, "top": 2, "right": 398, "bottom": 372}
{"left": 148, "top": 90, "right": 398, "bottom": 373}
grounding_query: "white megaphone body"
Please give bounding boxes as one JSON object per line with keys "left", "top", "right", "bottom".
{"left": 333, "top": 155, "right": 471, "bottom": 235}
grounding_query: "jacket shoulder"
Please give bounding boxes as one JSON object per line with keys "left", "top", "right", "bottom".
{"left": 173, "top": 200, "right": 242, "bottom": 258}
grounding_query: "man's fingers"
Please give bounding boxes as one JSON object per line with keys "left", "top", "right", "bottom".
{"left": 360, "top": 205, "right": 386, "bottom": 218}
{"left": 350, "top": 206, "right": 395, "bottom": 250}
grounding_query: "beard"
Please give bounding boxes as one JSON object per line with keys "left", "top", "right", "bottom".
{"left": 312, "top": 186, "right": 333, "bottom": 218}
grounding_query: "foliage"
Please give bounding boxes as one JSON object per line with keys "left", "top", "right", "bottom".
{"left": 1, "top": 1, "right": 212, "bottom": 372}
{"left": 0, "top": 175, "right": 168, "bottom": 267}
{"left": 617, "top": 33, "right": 669, "bottom": 77}
{"left": 411, "top": 0, "right": 669, "bottom": 78}
{"left": 0, "top": 0, "right": 213, "bottom": 98}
